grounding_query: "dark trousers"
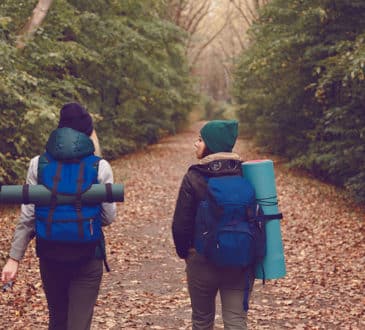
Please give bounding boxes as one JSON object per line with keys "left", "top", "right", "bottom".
{"left": 39, "top": 258, "right": 103, "bottom": 330}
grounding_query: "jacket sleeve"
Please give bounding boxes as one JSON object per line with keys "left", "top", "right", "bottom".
{"left": 172, "top": 172, "right": 198, "bottom": 259}
{"left": 98, "top": 159, "right": 117, "bottom": 226}
{"left": 9, "top": 156, "right": 39, "bottom": 261}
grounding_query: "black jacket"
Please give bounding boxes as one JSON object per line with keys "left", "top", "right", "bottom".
{"left": 172, "top": 153, "right": 243, "bottom": 259}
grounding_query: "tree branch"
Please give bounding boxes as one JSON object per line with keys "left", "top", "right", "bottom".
{"left": 185, "top": 0, "right": 211, "bottom": 33}
{"left": 16, "top": 0, "right": 53, "bottom": 49}
{"left": 230, "top": 0, "right": 252, "bottom": 26}
{"left": 190, "top": 9, "right": 232, "bottom": 68}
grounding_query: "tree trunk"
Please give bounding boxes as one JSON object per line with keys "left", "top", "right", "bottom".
{"left": 16, "top": 0, "right": 53, "bottom": 49}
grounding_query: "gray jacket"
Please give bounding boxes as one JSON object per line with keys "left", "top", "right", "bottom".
{"left": 9, "top": 156, "right": 117, "bottom": 260}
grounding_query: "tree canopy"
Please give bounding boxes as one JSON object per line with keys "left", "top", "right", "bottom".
{"left": 233, "top": 0, "right": 365, "bottom": 202}
{"left": 0, "top": 0, "right": 196, "bottom": 183}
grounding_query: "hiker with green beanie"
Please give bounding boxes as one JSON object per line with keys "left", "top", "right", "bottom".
{"left": 172, "top": 119, "right": 253, "bottom": 329}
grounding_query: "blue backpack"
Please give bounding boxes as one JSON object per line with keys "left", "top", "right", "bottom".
{"left": 194, "top": 175, "right": 266, "bottom": 269}
{"left": 194, "top": 174, "right": 274, "bottom": 310}
{"left": 35, "top": 152, "right": 103, "bottom": 260}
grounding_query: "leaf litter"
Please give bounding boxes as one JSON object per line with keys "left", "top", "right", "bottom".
{"left": 0, "top": 122, "right": 364, "bottom": 329}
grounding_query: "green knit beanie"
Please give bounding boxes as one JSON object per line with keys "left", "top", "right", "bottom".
{"left": 200, "top": 120, "right": 238, "bottom": 153}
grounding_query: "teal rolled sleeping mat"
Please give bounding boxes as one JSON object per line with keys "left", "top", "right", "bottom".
{"left": 242, "top": 159, "right": 286, "bottom": 280}
{"left": 0, "top": 184, "right": 124, "bottom": 205}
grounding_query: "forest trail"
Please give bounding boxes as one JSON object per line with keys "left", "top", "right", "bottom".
{"left": 0, "top": 122, "right": 364, "bottom": 329}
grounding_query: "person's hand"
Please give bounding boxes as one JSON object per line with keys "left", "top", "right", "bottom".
{"left": 2, "top": 258, "right": 19, "bottom": 283}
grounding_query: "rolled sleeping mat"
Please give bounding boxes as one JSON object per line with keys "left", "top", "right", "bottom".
{"left": 0, "top": 183, "right": 124, "bottom": 205}
{"left": 242, "top": 159, "right": 286, "bottom": 280}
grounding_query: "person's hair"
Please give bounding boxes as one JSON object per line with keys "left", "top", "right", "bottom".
{"left": 90, "top": 130, "right": 102, "bottom": 157}
{"left": 202, "top": 145, "right": 212, "bottom": 158}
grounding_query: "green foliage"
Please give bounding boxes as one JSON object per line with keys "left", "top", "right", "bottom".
{"left": 0, "top": 0, "right": 195, "bottom": 183}
{"left": 233, "top": 0, "right": 365, "bottom": 202}
{"left": 201, "top": 96, "right": 236, "bottom": 122}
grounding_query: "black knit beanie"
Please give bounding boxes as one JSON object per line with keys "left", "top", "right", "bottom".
{"left": 58, "top": 102, "right": 93, "bottom": 136}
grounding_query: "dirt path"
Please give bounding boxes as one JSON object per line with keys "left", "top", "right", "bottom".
{"left": 93, "top": 122, "right": 364, "bottom": 329}
{"left": 0, "top": 122, "right": 364, "bottom": 329}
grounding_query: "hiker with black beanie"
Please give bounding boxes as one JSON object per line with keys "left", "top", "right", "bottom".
{"left": 2, "top": 102, "right": 117, "bottom": 330}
